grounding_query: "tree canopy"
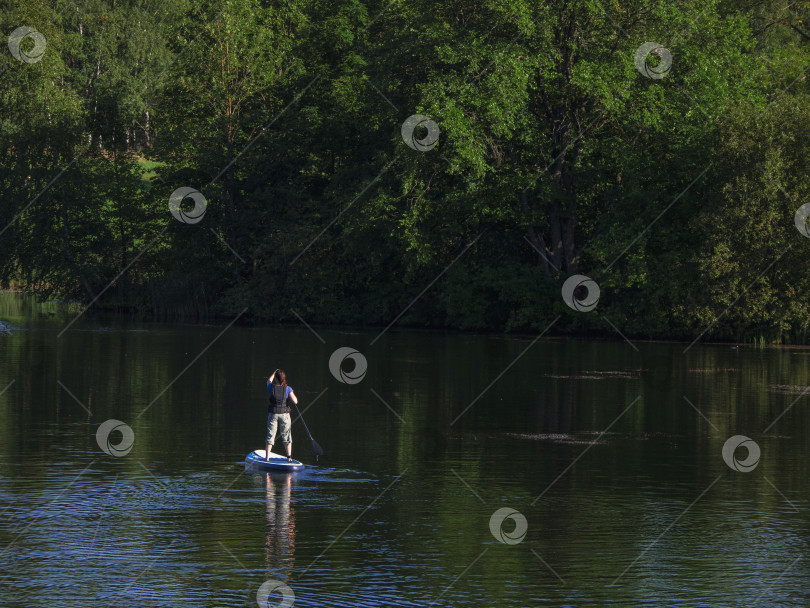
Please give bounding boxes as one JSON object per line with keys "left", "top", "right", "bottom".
{"left": 1, "top": 0, "right": 809, "bottom": 342}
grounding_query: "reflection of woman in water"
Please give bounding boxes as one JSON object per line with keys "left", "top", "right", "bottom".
{"left": 264, "top": 472, "right": 295, "bottom": 579}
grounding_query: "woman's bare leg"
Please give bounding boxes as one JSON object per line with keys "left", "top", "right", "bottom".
{"left": 285, "top": 442, "right": 292, "bottom": 461}
{"left": 266, "top": 442, "right": 272, "bottom": 461}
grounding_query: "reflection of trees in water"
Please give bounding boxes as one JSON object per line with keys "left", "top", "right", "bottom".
{"left": 264, "top": 473, "right": 296, "bottom": 580}
{"left": 532, "top": 379, "right": 577, "bottom": 433}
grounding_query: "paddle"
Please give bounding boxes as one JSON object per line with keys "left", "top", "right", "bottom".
{"left": 292, "top": 400, "right": 324, "bottom": 459}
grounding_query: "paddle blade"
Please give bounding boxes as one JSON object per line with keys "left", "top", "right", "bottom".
{"left": 310, "top": 439, "right": 324, "bottom": 457}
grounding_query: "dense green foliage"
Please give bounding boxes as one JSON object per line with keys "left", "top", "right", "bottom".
{"left": 1, "top": 0, "right": 809, "bottom": 341}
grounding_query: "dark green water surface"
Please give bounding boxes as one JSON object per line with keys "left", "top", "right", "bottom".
{"left": 1, "top": 294, "right": 809, "bottom": 607}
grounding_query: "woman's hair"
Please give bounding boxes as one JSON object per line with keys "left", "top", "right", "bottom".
{"left": 274, "top": 369, "right": 287, "bottom": 385}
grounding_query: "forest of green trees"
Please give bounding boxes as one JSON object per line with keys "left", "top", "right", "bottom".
{"left": 1, "top": 0, "right": 810, "bottom": 342}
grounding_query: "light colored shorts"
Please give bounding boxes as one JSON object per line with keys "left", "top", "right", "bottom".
{"left": 266, "top": 413, "right": 292, "bottom": 445}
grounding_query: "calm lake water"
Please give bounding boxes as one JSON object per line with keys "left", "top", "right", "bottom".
{"left": 1, "top": 293, "right": 809, "bottom": 607}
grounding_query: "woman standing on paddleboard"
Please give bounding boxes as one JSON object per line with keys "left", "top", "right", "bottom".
{"left": 266, "top": 369, "right": 298, "bottom": 462}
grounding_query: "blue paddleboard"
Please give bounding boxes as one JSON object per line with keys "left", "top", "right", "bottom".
{"left": 245, "top": 449, "right": 304, "bottom": 472}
